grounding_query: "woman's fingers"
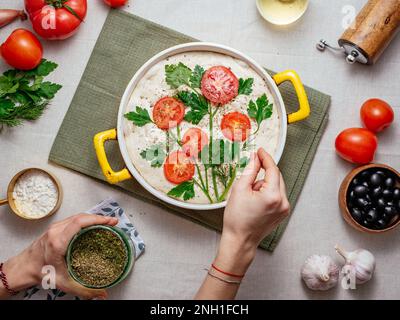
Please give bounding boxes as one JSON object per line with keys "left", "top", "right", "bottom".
{"left": 63, "top": 214, "right": 118, "bottom": 239}
{"left": 235, "top": 152, "right": 261, "bottom": 190}
{"left": 252, "top": 180, "right": 265, "bottom": 191}
{"left": 257, "top": 148, "right": 280, "bottom": 191}
{"left": 61, "top": 276, "right": 108, "bottom": 300}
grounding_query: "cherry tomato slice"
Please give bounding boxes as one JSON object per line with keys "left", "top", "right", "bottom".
{"left": 164, "top": 151, "right": 195, "bottom": 184}
{"left": 201, "top": 66, "right": 239, "bottom": 105}
{"left": 153, "top": 97, "right": 185, "bottom": 130}
{"left": 182, "top": 128, "right": 209, "bottom": 158}
{"left": 360, "top": 99, "right": 394, "bottom": 133}
{"left": 221, "top": 112, "right": 251, "bottom": 142}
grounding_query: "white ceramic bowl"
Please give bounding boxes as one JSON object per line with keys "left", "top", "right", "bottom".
{"left": 94, "top": 42, "right": 310, "bottom": 211}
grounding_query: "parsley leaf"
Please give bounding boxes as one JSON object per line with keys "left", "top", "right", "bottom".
{"left": 165, "top": 62, "right": 192, "bottom": 89}
{"left": 124, "top": 106, "right": 153, "bottom": 127}
{"left": 247, "top": 94, "right": 273, "bottom": 132}
{"left": 238, "top": 78, "right": 254, "bottom": 95}
{"left": 26, "top": 60, "right": 58, "bottom": 77}
{"left": 140, "top": 144, "right": 166, "bottom": 168}
{"left": 177, "top": 91, "right": 209, "bottom": 125}
{"left": 167, "top": 180, "right": 195, "bottom": 201}
{"left": 0, "top": 59, "right": 62, "bottom": 129}
{"left": 190, "top": 65, "right": 205, "bottom": 88}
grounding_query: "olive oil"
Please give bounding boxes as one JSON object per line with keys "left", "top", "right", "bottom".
{"left": 257, "top": 0, "right": 309, "bottom": 25}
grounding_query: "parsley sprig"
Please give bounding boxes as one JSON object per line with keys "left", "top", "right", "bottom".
{"left": 247, "top": 94, "right": 273, "bottom": 134}
{"left": 124, "top": 106, "right": 153, "bottom": 127}
{"left": 0, "top": 59, "right": 62, "bottom": 129}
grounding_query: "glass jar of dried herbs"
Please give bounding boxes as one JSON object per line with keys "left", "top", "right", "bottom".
{"left": 66, "top": 225, "right": 135, "bottom": 289}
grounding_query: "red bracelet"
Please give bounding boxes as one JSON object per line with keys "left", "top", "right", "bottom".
{"left": 211, "top": 264, "right": 245, "bottom": 279}
{"left": 0, "top": 263, "right": 19, "bottom": 296}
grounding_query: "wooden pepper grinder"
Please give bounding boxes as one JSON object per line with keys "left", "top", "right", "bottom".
{"left": 317, "top": 0, "right": 400, "bottom": 65}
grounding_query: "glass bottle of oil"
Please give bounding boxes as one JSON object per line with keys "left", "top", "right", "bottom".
{"left": 257, "top": 0, "right": 309, "bottom": 25}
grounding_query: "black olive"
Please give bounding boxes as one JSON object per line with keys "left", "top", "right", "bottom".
{"left": 362, "top": 181, "right": 370, "bottom": 188}
{"left": 377, "top": 198, "right": 386, "bottom": 209}
{"left": 371, "top": 186, "right": 383, "bottom": 199}
{"left": 356, "top": 198, "right": 370, "bottom": 209}
{"left": 383, "top": 189, "right": 393, "bottom": 201}
{"left": 382, "top": 213, "right": 392, "bottom": 223}
{"left": 375, "top": 170, "right": 387, "bottom": 178}
{"left": 366, "top": 208, "right": 378, "bottom": 222}
{"left": 375, "top": 219, "right": 387, "bottom": 229}
{"left": 351, "top": 207, "right": 363, "bottom": 222}
{"left": 351, "top": 178, "right": 360, "bottom": 186}
{"left": 393, "top": 188, "right": 400, "bottom": 200}
{"left": 384, "top": 206, "right": 398, "bottom": 218}
{"left": 370, "top": 173, "right": 383, "bottom": 187}
{"left": 348, "top": 190, "right": 356, "bottom": 200}
{"left": 354, "top": 185, "right": 369, "bottom": 197}
{"left": 361, "top": 219, "right": 374, "bottom": 229}
{"left": 360, "top": 170, "right": 371, "bottom": 181}
{"left": 396, "top": 200, "right": 400, "bottom": 211}
{"left": 385, "top": 177, "right": 396, "bottom": 188}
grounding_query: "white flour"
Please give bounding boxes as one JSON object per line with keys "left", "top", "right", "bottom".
{"left": 12, "top": 170, "right": 58, "bottom": 218}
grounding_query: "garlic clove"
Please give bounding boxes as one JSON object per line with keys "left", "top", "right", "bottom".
{"left": 301, "top": 255, "right": 340, "bottom": 291}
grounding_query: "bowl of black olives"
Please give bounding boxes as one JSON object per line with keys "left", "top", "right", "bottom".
{"left": 339, "top": 164, "right": 400, "bottom": 233}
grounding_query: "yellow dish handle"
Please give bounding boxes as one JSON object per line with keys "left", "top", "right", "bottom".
{"left": 273, "top": 70, "right": 311, "bottom": 124}
{"left": 93, "top": 129, "right": 132, "bottom": 184}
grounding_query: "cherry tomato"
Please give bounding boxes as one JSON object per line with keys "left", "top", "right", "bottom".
{"left": 182, "top": 128, "right": 209, "bottom": 158}
{"left": 201, "top": 66, "right": 239, "bottom": 105}
{"left": 164, "top": 151, "right": 195, "bottom": 184}
{"left": 221, "top": 112, "right": 251, "bottom": 142}
{"left": 0, "top": 29, "right": 43, "bottom": 70}
{"left": 360, "top": 99, "right": 394, "bottom": 133}
{"left": 335, "top": 128, "right": 378, "bottom": 164}
{"left": 153, "top": 97, "right": 185, "bottom": 130}
{"left": 103, "top": 0, "right": 128, "bottom": 8}
{"left": 25, "top": 0, "right": 87, "bottom": 40}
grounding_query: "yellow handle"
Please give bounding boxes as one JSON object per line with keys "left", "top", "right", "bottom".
{"left": 0, "top": 199, "right": 8, "bottom": 206}
{"left": 93, "top": 129, "right": 132, "bottom": 184}
{"left": 273, "top": 70, "right": 311, "bottom": 124}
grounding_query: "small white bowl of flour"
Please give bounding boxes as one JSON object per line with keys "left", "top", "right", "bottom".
{"left": 1, "top": 168, "right": 62, "bottom": 220}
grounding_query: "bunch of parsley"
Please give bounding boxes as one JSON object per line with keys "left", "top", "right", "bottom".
{"left": 0, "top": 59, "right": 62, "bottom": 129}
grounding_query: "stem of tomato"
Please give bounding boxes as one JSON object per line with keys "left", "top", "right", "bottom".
{"left": 166, "top": 131, "right": 170, "bottom": 154}
{"left": 218, "top": 166, "right": 237, "bottom": 201}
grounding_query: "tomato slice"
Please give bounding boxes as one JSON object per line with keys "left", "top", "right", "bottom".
{"left": 164, "top": 151, "right": 195, "bottom": 184}
{"left": 201, "top": 66, "right": 239, "bottom": 105}
{"left": 221, "top": 112, "right": 251, "bottom": 142}
{"left": 153, "top": 97, "right": 185, "bottom": 130}
{"left": 182, "top": 128, "right": 209, "bottom": 158}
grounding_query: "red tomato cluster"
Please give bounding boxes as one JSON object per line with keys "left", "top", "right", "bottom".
{"left": 335, "top": 99, "right": 395, "bottom": 164}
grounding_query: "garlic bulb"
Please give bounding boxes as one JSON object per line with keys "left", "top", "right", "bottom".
{"left": 335, "top": 245, "right": 375, "bottom": 284}
{"left": 301, "top": 255, "right": 340, "bottom": 291}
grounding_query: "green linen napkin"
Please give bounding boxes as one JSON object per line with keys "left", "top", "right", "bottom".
{"left": 49, "top": 10, "right": 330, "bottom": 251}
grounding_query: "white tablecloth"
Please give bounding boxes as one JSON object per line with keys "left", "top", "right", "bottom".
{"left": 0, "top": 0, "right": 399, "bottom": 299}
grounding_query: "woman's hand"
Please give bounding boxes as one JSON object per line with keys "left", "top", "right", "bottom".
{"left": 0, "top": 214, "right": 118, "bottom": 300}
{"left": 196, "top": 148, "right": 290, "bottom": 299}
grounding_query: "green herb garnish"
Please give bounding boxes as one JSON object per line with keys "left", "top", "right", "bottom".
{"left": 167, "top": 180, "right": 195, "bottom": 201}
{"left": 124, "top": 106, "right": 153, "bottom": 127}
{"left": 247, "top": 94, "right": 273, "bottom": 134}
{"left": 189, "top": 65, "right": 205, "bottom": 88}
{"left": 0, "top": 59, "right": 62, "bottom": 129}
{"left": 140, "top": 143, "right": 166, "bottom": 168}
{"left": 165, "top": 62, "right": 192, "bottom": 89}
{"left": 176, "top": 91, "right": 209, "bottom": 125}
{"left": 238, "top": 78, "right": 254, "bottom": 95}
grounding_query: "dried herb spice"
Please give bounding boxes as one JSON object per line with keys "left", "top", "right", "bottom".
{"left": 70, "top": 228, "right": 128, "bottom": 287}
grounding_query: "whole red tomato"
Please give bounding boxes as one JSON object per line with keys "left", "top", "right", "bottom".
{"left": 25, "top": 0, "right": 87, "bottom": 40}
{"left": 103, "top": 0, "right": 128, "bottom": 8}
{"left": 360, "top": 99, "right": 394, "bottom": 133}
{"left": 335, "top": 128, "right": 378, "bottom": 164}
{"left": 0, "top": 29, "right": 43, "bottom": 70}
